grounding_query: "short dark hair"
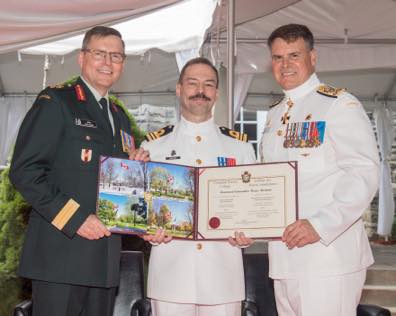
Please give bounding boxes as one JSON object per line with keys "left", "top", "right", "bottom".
{"left": 267, "top": 24, "right": 314, "bottom": 51}
{"left": 82, "top": 26, "right": 125, "bottom": 51}
{"left": 178, "top": 57, "right": 219, "bottom": 88}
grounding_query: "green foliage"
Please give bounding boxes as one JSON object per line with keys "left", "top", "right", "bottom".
{"left": 0, "top": 278, "right": 25, "bottom": 316}
{"left": 157, "top": 204, "right": 172, "bottom": 227}
{"left": 0, "top": 168, "right": 31, "bottom": 315}
{"left": 109, "top": 95, "right": 146, "bottom": 147}
{"left": 97, "top": 199, "right": 117, "bottom": 225}
{"left": 149, "top": 167, "right": 171, "bottom": 192}
{"left": 0, "top": 169, "right": 30, "bottom": 280}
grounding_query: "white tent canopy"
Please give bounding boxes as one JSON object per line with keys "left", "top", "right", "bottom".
{"left": 0, "top": 0, "right": 181, "bottom": 54}
{"left": 231, "top": 0, "right": 396, "bottom": 73}
{"left": 20, "top": 0, "right": 218, "bottom": 56}
{"left": 0, "top": 0, "right": 395, "bottom": 103}
{"left": 206, "top": 0, "right": 396, "bottom": 110}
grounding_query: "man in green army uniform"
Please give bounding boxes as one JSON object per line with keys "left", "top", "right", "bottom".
{"left": 9, "top": 26, "right": 148, "bottom": 316}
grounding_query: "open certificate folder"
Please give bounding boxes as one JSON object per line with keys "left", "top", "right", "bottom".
{"left": 97, "top": 156, "right": 298, "bottom": 240}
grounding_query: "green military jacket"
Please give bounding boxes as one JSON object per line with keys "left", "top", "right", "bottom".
{"left": 10, "top": 77, "right": 132, "bottom": 287}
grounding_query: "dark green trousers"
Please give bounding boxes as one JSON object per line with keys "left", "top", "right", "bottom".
{"left": 32, "top": 280, "right": 116, "bottom": 316}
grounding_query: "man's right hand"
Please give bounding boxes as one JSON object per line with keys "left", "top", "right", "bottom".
{"left": 129, "top": 147, "right": 150, "bottom": 162}
{"left": 143, "top": 228, "right": 172, "bottom": 245}
{"left": 77, "top": 214, "right": 111, "bottom": 240}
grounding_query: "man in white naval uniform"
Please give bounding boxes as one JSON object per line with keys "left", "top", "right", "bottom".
{"left": 141, "top": 57, "right": 256, "bottom": 316}
{"left": 260, "top": 24, "right": 379, "bottom": 316}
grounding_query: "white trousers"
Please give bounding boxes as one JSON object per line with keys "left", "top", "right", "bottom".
{"left": 151, "top": 299, "right": 241, "bottom": 316}
{"left": 274, "top": 269, "right": 366, "bottom": 316}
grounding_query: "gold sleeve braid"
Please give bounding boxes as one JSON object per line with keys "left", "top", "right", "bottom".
{"left": 52, "top": 199, "right": 80, "bottom": 230}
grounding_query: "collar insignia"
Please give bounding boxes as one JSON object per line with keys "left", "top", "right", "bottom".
{"left": 75, "top": 84, "right": 87, "bottom": 102}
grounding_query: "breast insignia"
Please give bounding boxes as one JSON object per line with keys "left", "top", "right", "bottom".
{"left": 269, "top": 96, "right": 285, "bottom": 108}
{"left": 317, "top": 84, "right": 346, "bottom": 98}
{"left": 219, "top": 126, "right": 248, "bottom": 142}
{"left": 145, "top": 125, "right": 175, "bottom": 142}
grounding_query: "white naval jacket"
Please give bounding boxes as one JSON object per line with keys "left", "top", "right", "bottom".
{"left": 141, "top": 116, "right": 256, "bottom": 304}
{"left": 260, "top": 74, "right": 379, "bottom": 279}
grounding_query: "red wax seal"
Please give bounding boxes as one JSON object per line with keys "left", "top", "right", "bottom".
{"left": 209, "top": 217, "right": 220, "bottom": 229}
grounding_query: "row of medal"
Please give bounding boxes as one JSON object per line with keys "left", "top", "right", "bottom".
{"left": 283, "top": 121, "right": 326, "bottom": 148}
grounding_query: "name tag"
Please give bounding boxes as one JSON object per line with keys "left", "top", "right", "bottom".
{"left": 75, "top": 118, "right": 97, "bottom": 128}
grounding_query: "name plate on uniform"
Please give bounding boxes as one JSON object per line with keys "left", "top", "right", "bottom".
{"left": 97, "top": 156, "right": 298, "bottom": 240}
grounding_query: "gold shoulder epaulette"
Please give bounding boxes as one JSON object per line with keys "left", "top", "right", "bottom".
{"left": 48, "top": 82, "right": 74, "bottom": 91}
{"left": 48, "top": 83, "right": 67, "bottom": 89}
{"left": 317, "top": 84, "right": 346, "bottom": 98}
{"left": 219, "top": 126, "right": 248, "bottom": 142}
{"left": 37, "top": 93, "right": 51, "bottom": 101}
{"left": 145, "top": 125, "right": 174, "bottom": 142}
{"left": 270, "top": 96, "right": 285, "bottom": 108}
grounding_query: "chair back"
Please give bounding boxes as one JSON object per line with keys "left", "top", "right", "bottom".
{"left": 113, "top": 250, "right": 151, "bottom": 316}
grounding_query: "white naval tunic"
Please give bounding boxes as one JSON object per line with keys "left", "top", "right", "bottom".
{"left": 259, "top": 74, "right": 379, "bottom": 279}
{"left": 141, "top": 117, "right": 256, "bottom": 304}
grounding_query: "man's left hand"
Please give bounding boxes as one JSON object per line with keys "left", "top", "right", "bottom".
{"left": 143, "top": 228, "right": 172, "bottom": 245}
{"left": 129, "top": 147, "right": 150, "bottom": 162}
{"left": 228, "top": 231, "right": 254, "bottom": 248}
{"left": 282, "top": 219, "right": 320, "bottom": 249}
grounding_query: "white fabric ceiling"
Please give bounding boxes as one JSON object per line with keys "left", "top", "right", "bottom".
{"left": 20, "top": 0, "right": 218, "bottom": 55}
{"left": 0, "top": 0, "right": 395, "bottom": 109}
{"left": 229, "top": 0, "right": 396, "bottom": 73}
{"left": 207, "top": 0, "right": 396, "bottom": 109}
{"left": 0, "top": 0, "right": 181, "bottom": 53}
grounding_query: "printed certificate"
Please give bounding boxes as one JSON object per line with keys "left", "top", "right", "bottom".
{"left": 196, "top": 162, "right": 298, "bottom": 239}
{"left": 97, "top": 156, "right": 298, "bottom": 240}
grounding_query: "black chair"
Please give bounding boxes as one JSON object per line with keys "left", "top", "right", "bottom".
{"left": 114, "top": 250, "right": 151, "bottom": 316}
{"left": 241, "top": 252, "right": 391, "bottom": 316}
{"left": 13, "top": 251, "right": 151, "bottom": 316}
{"left": 357, "top": 304, "right": 391, "bottom": 316}
{"left": 13, "top": 299, "right": 32, "bottom": 316}
{"left": 15, "top": 251, "right": 391, "bottom": 316}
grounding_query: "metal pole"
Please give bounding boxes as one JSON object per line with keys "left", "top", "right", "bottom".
{"left": 227, "top": 0, "right": 235, "bottom": 128}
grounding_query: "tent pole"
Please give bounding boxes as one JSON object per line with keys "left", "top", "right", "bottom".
{"left": 226, "top": 0, "right": 235, "bottom": 128}
{"left": 383, "top": 72, "right": 396, "bottom": 101}
{"left": 0, "top": 74, "right": 4, "bottom": 96}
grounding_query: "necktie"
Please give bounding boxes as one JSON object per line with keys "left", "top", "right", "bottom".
{"left": 99, "top": 97, "right": 112, "bottom": 132}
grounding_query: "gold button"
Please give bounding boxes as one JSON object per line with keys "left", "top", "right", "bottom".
{"left": 85, "top": 135, "right": 91, "bottom": 141}
{"left": 277, "top": 130, "right": 283, "bottom": 136}
{"left": 196, "top": 243, "right": 202, "bottom": 250}
{"left": 196, "top": 159, "right": 202, "bottom": 165}
{"left": 196, "top": 136, "right": 202, "bottom": 142}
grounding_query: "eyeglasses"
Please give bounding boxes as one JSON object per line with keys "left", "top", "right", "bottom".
{"left": 82, "top": 49, "right": 126, "bottom": 64}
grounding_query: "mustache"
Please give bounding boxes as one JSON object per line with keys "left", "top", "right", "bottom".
{"left": 189, "top": 93, "right": 211, "bottom": 101}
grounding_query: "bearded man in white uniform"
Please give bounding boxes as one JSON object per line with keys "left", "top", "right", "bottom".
{"left": 259, "top": 24, "right": 379, "bottom": 316}
{"left": 141, "top": 57, "right": 256, "bottom": 316}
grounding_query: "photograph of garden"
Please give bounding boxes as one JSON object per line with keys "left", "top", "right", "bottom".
{"left": 98, "top": 157, "right": 196, "bottom": 238}
{"left": 98, "top": 157, "right": 147, "bottom": 234}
